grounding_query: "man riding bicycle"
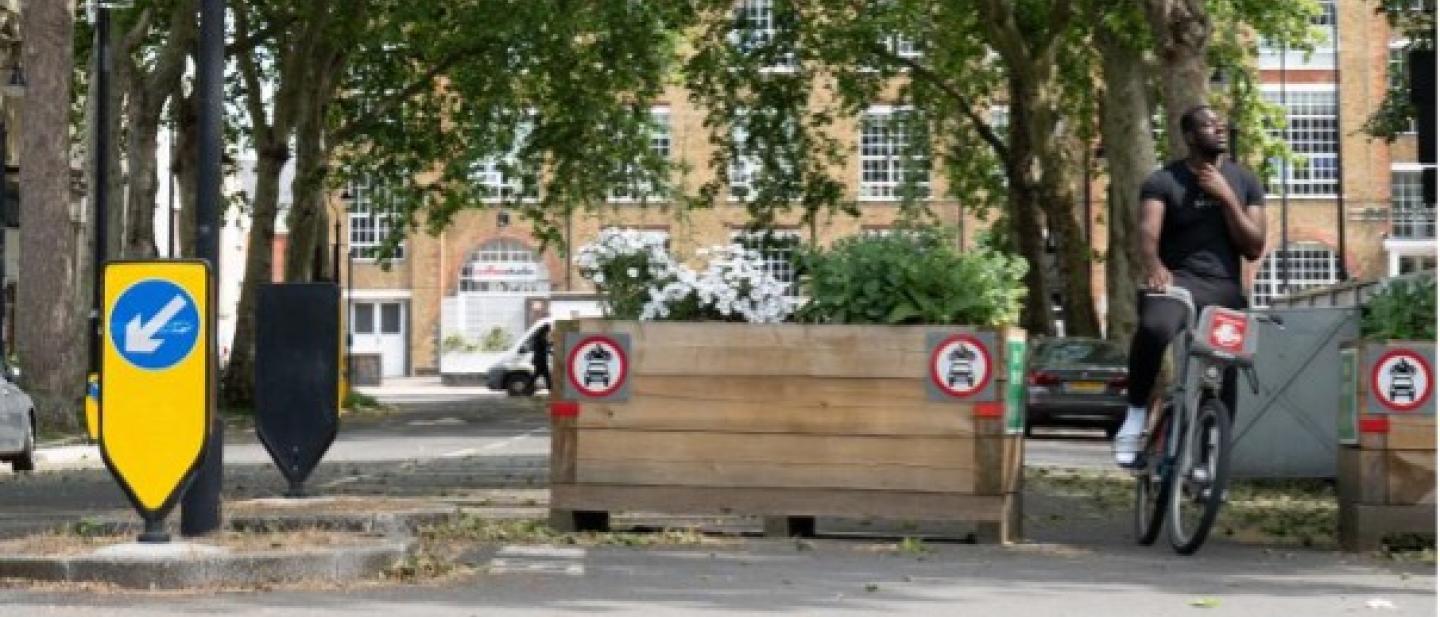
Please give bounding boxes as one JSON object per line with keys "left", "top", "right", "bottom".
{"left": 1114, "top": 105, "right": 1268, "bottom": 468}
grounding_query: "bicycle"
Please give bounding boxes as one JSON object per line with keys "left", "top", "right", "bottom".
{"left": 1130, "top": 286, "right": 1283, "bottom": 555}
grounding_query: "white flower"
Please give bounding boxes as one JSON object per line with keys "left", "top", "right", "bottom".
{"left": 627, "top": 267, "right": 640, "bottom": 279}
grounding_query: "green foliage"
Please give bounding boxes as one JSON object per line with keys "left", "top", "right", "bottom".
{"left": 1362, "top": 0, "right": 1434, "bottom": 141}
{"left": 333, "top": 1, "right": 703, "bottom": 255}
{"left": 796, "top": 227, "right": 1027, "bottom": 327}
{"left": 1361, "top": 275, "right": 1438, "bottom": 341}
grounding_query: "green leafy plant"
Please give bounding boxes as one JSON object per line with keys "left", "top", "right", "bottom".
{"left": 796, "top": 228, "right": 1027, "bottom": 327}
{"left": 440, "top": 334, "right": 477, "bottom": 353}
{"left": 1361, "top": 275, "right": 1437, "bottom": 341}
{"left": 480, "top": 327, "right": 514, "bottom": 352}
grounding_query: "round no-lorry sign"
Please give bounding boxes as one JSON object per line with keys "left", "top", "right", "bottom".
{"left": 1371, "top": 348, "right": 1433, "bottom": 413}
{"left": 567, "top": 335, "right": 629, "bottom": 399}
{"left": 929, "top": 334, "right": 993, "bottom": 399}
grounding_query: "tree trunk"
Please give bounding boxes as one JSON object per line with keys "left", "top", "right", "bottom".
{"left": 283, "top": 91, "right": 330, "bottom": 282}
{"left": 18, "top": 0, "right": 84, "bottom": 431}
{"left": 220, "top": 148, "right": 285, "bottom": 406}
{"left": 1010, "top": 72, "right": 1099, "bottom": 338}
{"left": 1144, "top": 0, "right": 1212, "bottom": 160}
{"left": 174, "top": 88, "right": 198, "bottom": 258}
{"left": 1004, "top": 92, "right": 1055, "bottom": 337}
{"left": 1098, "top": 28, "right": 1156, "bottom": 343}
{"left": 119, "top": 0, "right": 198, "bottom": 260}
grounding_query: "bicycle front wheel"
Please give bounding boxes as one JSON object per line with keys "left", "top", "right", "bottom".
{"left": 1167, "top": 397, "right": 1232, "bottom": 555}
{"left": 1133, "top": 405, "right": 1172, "bottom": 546}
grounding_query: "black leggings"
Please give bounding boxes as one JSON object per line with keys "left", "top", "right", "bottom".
{"left": 1127, "top": 274, "right": 1247, "bottom": 412}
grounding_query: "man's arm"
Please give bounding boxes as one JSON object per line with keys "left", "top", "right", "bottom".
{"left": 1196, "top": 164, "right": 1266, "bottom": 260}
{"left": 1139, "top": 197, "right": 1170, "bottom": 290}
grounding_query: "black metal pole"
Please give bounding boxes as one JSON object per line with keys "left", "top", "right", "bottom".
{"left": 1330, "top": 11, "right": 1348, "bottom": 281}
{"left": 1279, "top": 43, "right": 1291, "bottom": 297}
{"left": 0, "top": 121, "right": 7, "bottom": 363}
{"left": 89, "top": 5, "right": 109, "bottom": 403}
{"left": 346, "top": 246, "right": 353, "bottom": 385}
{"left": 181, "top": 0, "right": 224, "bottom": 537}
{"left": 168, "top": 125, "right": 176, "bottom": 257}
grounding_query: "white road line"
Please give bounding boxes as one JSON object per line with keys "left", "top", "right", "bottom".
{"left": 488, "top": 544, "right": 586, "bottom": 576}
{"left": 437, "top": 426, "right": 546, "bottom": 460}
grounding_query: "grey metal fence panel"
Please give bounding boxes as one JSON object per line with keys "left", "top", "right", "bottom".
{"left": 1231, "top": 307, "right": 1360, "bottom": 479}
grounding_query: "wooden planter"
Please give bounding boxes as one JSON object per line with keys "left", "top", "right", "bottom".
{"left": 548, "top": 320, "right": 1027, "bottom": 542}
{"left": 1337, "top": 340, "right": 1436, "bottom": 552}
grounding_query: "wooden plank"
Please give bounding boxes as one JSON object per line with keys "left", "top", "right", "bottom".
{"left": 1002, "top": 435, "right": 1025, "bottom": 495}
{"left": 550, "top": 483, "right": 1007, "bottom": 522}
{"left": 975, "top": 493, "right": 1022, "bottom": 544}
{"left": 551, "top": 416, "right": 578, "bottom": 485}
{"left": 975, "top": 418, "right": 1003, "bottom": 496}
{"left": 1387, "top": 415, "right": 1437, "bottom": 451}
{"left": 1337, "top": 447, "right": 1362, "bottom": 507}
{"left": 573, "top": 321, "right": 1010, "bottom": 380}
{"left": 574, "top": 459, "right": 976, "bottom": 493}
{"left": 576, "top": 430, "right": 976, "bottom": 468}
{"left": 1387, "top": 450, "right": 1437, "bottom": 505}
{"left": 1340, "top": 503, "right": 1437, "bottom": 552}
{"left": 1356, "top": 448, "right": 1390, "bottom": 505}
{"left": 578, "top": 375, "right": 976, "bottom": 436}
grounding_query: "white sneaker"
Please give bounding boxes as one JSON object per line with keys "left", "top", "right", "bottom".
{"left": 1114, "top": 431, "right": 1144, "bottom": 468}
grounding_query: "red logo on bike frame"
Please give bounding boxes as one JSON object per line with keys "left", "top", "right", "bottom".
{"left": 1207, "top": 309, "right": 1249, "bottom": 355}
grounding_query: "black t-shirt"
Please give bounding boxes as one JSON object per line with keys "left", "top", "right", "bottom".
{"left": 1139, "top": 160, "right": 1265, "bottom": 281}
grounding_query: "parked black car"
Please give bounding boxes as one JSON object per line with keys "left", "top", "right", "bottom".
{"left": 1024, "top": 338, "right": 1129, "bottom": 438}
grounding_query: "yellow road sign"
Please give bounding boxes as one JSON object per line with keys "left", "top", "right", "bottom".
{"left": 100, "top": 260, "right": 211, "bottom": 518}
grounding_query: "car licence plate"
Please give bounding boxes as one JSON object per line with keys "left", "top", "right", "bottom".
{"left": 1063, "top": 381, "right": 1106, "bottom": 394}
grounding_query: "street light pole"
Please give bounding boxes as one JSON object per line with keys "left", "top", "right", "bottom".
{"left": 181, "top": 0, "right": 224, "bottom": 537}
{"left": 89, "top": 2, "right": 111, "bottom": 412}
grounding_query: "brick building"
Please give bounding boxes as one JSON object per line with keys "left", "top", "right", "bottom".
{"left": 326, "top": 0, "right": 1433, "bottom": 378}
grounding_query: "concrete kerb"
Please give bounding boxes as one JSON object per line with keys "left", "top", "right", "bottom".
{"left": 0, "top": 503, "right": 461, "bottom": 589}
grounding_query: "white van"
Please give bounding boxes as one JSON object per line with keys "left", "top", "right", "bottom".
{"left": 485, "top": 318, "right": 553, "bottom": 396}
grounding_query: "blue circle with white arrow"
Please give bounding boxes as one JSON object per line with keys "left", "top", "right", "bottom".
{"left": 109, "top": 279, "right": 201, "bottom": 371}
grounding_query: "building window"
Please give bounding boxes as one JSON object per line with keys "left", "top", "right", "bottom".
{"left": 472, "top": 120, "right": 538, "bottom": 202}
{"left": 459, "top": 238, "right": 551, "bottom": 293}
{"left": 1391, "top": 168, "right": 1436, "bottom": 240}
{"left": 728, "top": 110, "right": 797, "bottom": 202}
{"left": 1252, "top": 242, "right": 1341, "bottom": 307}
{"left": 860, "top": 106, "right": 930, "bottom": 200}
{"left": 1263, "top": 88, "right": 1339, "bottom": 197}
{"left": 1258, "top": 0, "right": 1336, "bottom": 70}
{"left": 731, "top": 0, "right": 796, "bottom": 70}
{"left": 346, "top": 178, "right": 405, "bottom": 260}
{"left": 1388, "top": 44, "right": 1419, "bottom": 134}
{"left": 610, "top": 107, "right": 672, "bottom": 202}
{"left": 731, "top": 229, "right": 802, "bottom": 296}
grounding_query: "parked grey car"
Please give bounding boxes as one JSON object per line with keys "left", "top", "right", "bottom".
{"left": 0, "top": 366, "right": 33, "bottom": 471}
{"left": 1024, "top": 338, "right": 1129, "bottom": 438}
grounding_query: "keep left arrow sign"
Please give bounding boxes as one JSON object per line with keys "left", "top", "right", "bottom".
{"left": 125, "top": 295, "right": 187, "bottom": 354}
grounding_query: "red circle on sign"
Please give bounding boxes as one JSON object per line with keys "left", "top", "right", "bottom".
{"left": 929, "top": 334, "right": 993, "bottom": 399}
{"left": 1370, "top": 349, "right": 1433, "bottom": 413}
{"left": 567, "top": 335, "right": 629, "bottom": 398}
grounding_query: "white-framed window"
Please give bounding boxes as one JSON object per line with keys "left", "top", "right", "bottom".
{"left": 1263, "top": 86, "right": 1339, "bottom": 198}
{"left": 458, "top": 238, "right": 550, "bottom": 293}
{"left": 730, "top": 229, "right": 802, "bottom": 296}
{"left": 1251, "top": 241, "right": 1341, "bottom": 307}
{"left": 610, "top": 107, "right": 672, "bottom": 202}
{"left": 860, "top": 106, "right": 930, "bottom": 200}
{"left": 727, "top": 109, "right": 797, "bottom": 202}
{"left": 1388, "top": 42, "right": 1419, "bottom": 134}
{"left": 731, "top": 0, "right": 796, "bottom": 70}
{"left": 1391, "top": 166, "right": 1436, "bottom": 240}
{"left": 1258, "top": 0, "right": 1336, "bottom": 70}
{"left": 346, "top": 178, "right": 405, "bottom": 260}
{"left": 472, "top": 119, "right": 538, "bottom": 202}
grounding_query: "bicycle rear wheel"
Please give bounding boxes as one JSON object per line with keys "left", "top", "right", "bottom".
{"left": 1167, "top": 397, "right": 1232, "bottom": 555}
{"left": 1133, "top": 404, "right": 1172, "bottom": 546}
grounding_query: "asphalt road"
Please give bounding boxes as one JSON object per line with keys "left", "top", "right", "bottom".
{"left": 0, "top": 391, "right": 1430, "bottom": 616}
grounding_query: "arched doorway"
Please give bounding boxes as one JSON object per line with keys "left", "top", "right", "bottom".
{"left": 442, "top": 238, "right": 551, "bottom": 359}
